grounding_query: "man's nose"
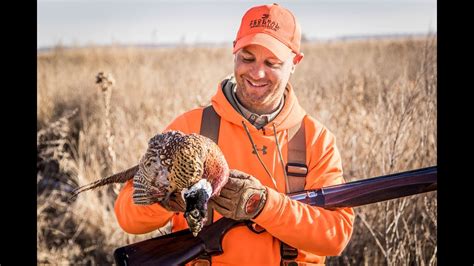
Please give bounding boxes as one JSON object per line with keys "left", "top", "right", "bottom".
{"left": 249, "top": 64, "right": 265, "bottom": 79}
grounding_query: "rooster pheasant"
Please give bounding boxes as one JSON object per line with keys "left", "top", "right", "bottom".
{"left": 71, "top": 130, "right": 229, "bottom": 236}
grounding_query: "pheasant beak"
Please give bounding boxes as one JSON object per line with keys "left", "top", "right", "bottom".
{"left": 185, "top": 208, "right": 206, "bottom": 237}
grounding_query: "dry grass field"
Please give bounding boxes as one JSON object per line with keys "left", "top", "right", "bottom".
{"left": 37, "top": 36, "right": 437, "bottom": 265}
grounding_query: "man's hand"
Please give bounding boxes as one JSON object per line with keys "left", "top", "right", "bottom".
{"left": 160, "top": 192, "right": 186, "bottom": 213}
{"left": 209, "top": 169, "right": 267, "bottom": 220}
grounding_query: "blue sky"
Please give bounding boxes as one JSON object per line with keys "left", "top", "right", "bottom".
{"left": 37, "top": 0, "right": 437, "bottom": 49}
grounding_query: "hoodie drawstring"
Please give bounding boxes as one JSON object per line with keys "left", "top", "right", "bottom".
{"left": 272, "top": 123, "right": 290, "bottom": 193}
{"left": 241, "top": 121, "right": 288, "bottom": 192}
{"left": 242, "top": 121, "right": 277, "bottom": 188}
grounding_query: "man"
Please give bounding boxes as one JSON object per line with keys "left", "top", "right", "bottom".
{"left": 114, "top": 3, "right": 354, "bottom": 265}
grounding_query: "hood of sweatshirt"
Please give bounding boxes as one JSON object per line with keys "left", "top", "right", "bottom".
{"left": 211, "top": 76, "right": 306, "bottom": 135}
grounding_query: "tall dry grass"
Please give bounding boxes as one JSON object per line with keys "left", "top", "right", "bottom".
{"left": 37, "top": 36, "right": 437, "bottom": 265}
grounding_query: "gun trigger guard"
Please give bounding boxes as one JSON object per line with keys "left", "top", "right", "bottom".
{"left": 245, "top": 221, "right": 266, "bottom": 234}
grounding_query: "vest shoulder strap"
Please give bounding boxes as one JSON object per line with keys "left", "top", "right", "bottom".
{"left": 200, "top": 105, "right": 221, "bottom": 229}
{"left": 281, "top": 119, "right": 307, "bottom": 263}
{"left": 194, "top": 105, "right": 221, "bottom": 265}
{"left": 286, "top": 119, "right": 308, "bottom": 193}
{"left": 200, "top": 105, "right": 221, "bottom": 144}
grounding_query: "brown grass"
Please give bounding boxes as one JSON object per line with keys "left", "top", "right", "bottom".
{"left": 37, "top": 36, "right": 437, "bottom": 265}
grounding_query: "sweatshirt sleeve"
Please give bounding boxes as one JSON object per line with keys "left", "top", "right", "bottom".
{"left": 114, "top": 109, "right": 202, "bottom": 234}
{"left": 252, "top": 126, "right": 354, "bottom": 256}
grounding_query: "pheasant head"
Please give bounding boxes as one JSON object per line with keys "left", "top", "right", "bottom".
{"left": 182, "top": 179, "right": 212, "bottom": 236}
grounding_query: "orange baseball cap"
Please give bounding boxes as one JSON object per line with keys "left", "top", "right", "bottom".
{"left": 233, "top": 3, "right": 304, "bottom": 64}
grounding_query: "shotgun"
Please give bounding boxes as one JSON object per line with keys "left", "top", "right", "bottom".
{"left": 114, "top": 166, "right": 437, "bottom": 266}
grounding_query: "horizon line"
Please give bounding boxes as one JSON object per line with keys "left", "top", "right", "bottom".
{"left": 37, "top": 32, "right": 437, "bottom": 52}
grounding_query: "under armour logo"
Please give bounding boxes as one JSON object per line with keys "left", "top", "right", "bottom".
{"left": 252, "top": 145, "right": 267, "bottom": 155}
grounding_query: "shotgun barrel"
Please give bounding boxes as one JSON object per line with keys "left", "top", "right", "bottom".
{"left": 288, "top": 166, "right": 437, "bottom": 208}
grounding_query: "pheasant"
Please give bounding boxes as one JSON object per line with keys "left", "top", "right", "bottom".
{"left": 70, "top": 130, "right": 229, "bottom": 236}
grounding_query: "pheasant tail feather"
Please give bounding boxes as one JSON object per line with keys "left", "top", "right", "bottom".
{"left": 69, "top": 165, "right": 139, "bottom": 201}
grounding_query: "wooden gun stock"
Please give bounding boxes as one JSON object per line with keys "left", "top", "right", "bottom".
{"left": 114, "top": 218, "right": 241, "bottom": 266}
{"left": 114, "top": 166, "right": 437, "bottom": 266}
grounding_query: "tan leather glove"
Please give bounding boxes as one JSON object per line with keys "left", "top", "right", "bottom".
{"left": 209, "top": 169, "right": 267, "bottom": 221}
{"left": 160, "top": 192, "right": 186, "bottom": 213}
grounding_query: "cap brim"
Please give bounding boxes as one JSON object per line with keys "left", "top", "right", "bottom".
{"left": 233, "top": 33, "right": 293, "bottom": 61}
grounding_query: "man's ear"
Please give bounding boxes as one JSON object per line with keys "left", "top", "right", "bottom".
{"left": 293, "top": 53, "right": 304, "bottom": 65}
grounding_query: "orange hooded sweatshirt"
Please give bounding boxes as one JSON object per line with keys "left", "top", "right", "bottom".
{"left": 114, "top": 78, "right": 354, "bottom": 265}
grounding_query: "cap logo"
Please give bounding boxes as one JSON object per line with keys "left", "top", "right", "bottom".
{"left": 249, "top": 14, "right": 280, "bottom": 31}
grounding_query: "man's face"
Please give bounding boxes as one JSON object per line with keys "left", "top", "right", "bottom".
{"left": 234, "top": 44, "right": 295, "bottom": 115}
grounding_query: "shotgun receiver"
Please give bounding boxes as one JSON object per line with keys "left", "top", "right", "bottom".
{"left": 114, "top": 166, "right": 437, "bottom": 266}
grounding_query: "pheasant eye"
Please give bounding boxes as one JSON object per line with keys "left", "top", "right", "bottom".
{"left": 191, "top": 209, "right": 200, "bottom": 218}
